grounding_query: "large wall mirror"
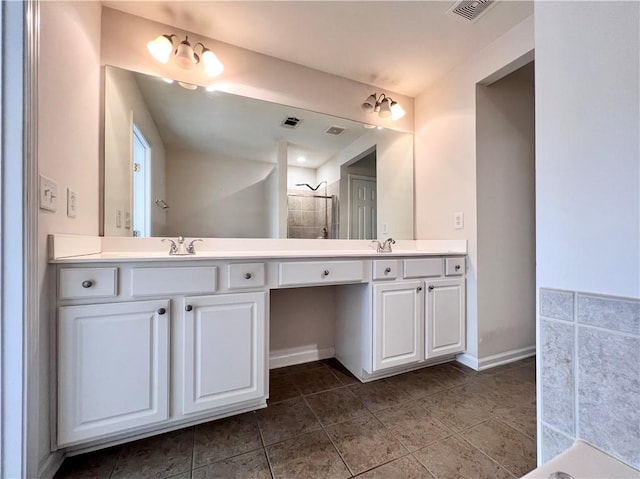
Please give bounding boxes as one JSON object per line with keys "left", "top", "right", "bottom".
{"left": 103, "top": 65, "right": 414, "bottom": 240}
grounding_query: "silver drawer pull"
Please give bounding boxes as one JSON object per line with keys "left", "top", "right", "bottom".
{"left": 428, "top": 285, "right": 435, "bottom": 292}
{"left": 323, "top": 270, "right": 330, "bottom": 276}
{"left": 455, "top": 264, "right": 461, "bottom": 271}
{"left": 81, "top": 280, "right": 93, "bottom": 288}
{"left": 157, "top": 308, "right": 166, "bottom": 315}
{"left": 185, "top": 305, "right": 193, "bottom": 312}
{"left": 244, "top": 272, "right": 252, "bottom": 280}
{"left": 384, "top": 267, "right": 391, "bottom": 274}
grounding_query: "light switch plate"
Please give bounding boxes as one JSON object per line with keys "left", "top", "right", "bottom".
{"left": 66, "top": 189, "right": 77, "bottom": 218}
{"left": 116, "top": 209, "right": 122, "bottom": 228}
{"left": 124, "top": 211, "right": 131, "bottom": 229}
{"left": 39, "top": 175, "right": 57, "bottom": 212}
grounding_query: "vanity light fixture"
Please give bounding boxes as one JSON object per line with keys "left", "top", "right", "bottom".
{"left": 361, "top": 93, "right": 406, "bottom": 120}
{"left": 147, "top": 34, "right": 224, "bottom": 77}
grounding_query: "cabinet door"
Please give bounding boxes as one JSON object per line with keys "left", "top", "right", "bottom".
{"left": 182, "top": 292, "right": 266, "bottom": 415}
{"left": 425, "top": 278, "right": 466, "bottom": 359}
{"left": 373, "top": 281, "right": 424, "bottom": 371}
{"left": 58, "top": 300, "right": 170, "bottom": 446}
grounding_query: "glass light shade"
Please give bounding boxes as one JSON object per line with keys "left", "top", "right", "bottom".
{"left": 147, "top": 35, "right": 173, "bottom": 64}
{"left": 177, "top": 81, "right": 198, "bottom": 90}
{"left": 390, "top": 101, "right": 406, "bottom": 120}
{"left": 175, "top": 40, "right": 196, "bottom": 70}
{"left": 378, "top": 97, "right": 392, "bottom": 118}
{"left": 361, "top": 93, "right": 377, "bottom": 113}
{"left": 202, "top": 50, "right": 224, "bottom": 77}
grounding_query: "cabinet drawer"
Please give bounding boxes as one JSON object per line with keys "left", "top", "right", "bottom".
{"left": 131, "top": 267, "right": 217, "bottom": 297}
{"left": 403, "top": 258, "right": 443, "bottom": 279}
{"left": 279, "top": 260, "right": 364, "bottom": 286}
{"left": 59, "top": 268, "right": 118, "bottom": 300}
{"left": 372, "top": 260, "right": 400, "bottom": 280}
{"left": 445, "top": 257, "right": 466, "bottom": 276}
{"left": 228, "top": 263, "right": 265, "bottom": 289}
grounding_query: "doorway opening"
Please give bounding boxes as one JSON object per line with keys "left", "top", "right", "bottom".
{"left": 132, "top": 125, "right": 151, "bottom": 237}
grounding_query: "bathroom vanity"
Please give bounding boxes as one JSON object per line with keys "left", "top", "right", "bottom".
{"left": 49, "top": 236, "right": 466, "bottom": 452}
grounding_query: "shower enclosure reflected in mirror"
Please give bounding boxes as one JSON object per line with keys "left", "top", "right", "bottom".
{"left": 103, "top": 65, "right": 414, "bottom": 239}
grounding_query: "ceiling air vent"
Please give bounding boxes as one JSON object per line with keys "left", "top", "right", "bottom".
{"left": 325, "top": 125, "right": 346, "bottom": 136}
{"left": 281, "top": 116, "right": 302, "bottom": 129}
{"left": 448, "top": 0, "right": 497, "bottom": 22}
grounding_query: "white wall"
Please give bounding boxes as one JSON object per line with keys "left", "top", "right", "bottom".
{"left": 535, "top": 2, "right": 639, "bottom": 298}
{"left": 287, "top": 165, "right": 317, "bottom": 189}
{"left": 414, "top": 16, "right": 534, "bottom": 363}
{"left": 37, "top": 1, "right": 102, "bottom": 473}
{"left": 476, "top": 63, "right": 536, "bottom": 359}
{"left": 104, "top": 66, "right": 166, "bottom": 236}
{"left": 165, "top": 148, "right": 273, "bottom": 237}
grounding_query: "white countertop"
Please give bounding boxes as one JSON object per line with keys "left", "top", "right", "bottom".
{"left": 48, "top": 235, "right": 467, "bottom": 263}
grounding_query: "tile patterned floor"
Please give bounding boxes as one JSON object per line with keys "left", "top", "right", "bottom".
{"left": 55, "top": 357, "right": 536, "bottom": 479}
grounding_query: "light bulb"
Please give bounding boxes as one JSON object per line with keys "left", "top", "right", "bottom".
{"left": 147, "top": 35, "right": 173, "bottom": 64}
{"left": 390, "top": 101, "right": 406, "bottom": 120}
{"left": 361, "top": 93, "right": 377, "bottom": 113}
{"left": 378, "top": 97, "right": 392, "bottom": 118}
{"left": 174, "top": 38, "right": 196, "bottom": 70}
{"left": 202, "top": 49, "right": 224, "bottom": 77}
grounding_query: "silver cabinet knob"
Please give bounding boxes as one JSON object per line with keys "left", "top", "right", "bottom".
{"left": 244, "top": 272, "right": 252, "bottom": 280}
{"left": 417, "top": 286, "right": 422, "bottom": 292}
{"left": 428, "top": 285, "right": 435, "bottom": 292}
{"left": 157, "top": 308, "right": 166, "bottom": 315}
{"left": 81, "top": 280, "right": 93, "bottom": 288}
{"left": 384, "top": 267, "right": 391, "bottom": 274}
{"left": 185, "top": 305, "right": 193, "bottom": 312}
{"left": 323, "top": 270, "right": 330, "bottom": 276}
{"left": 455, "top": 264, "right": 461, "bottom": 271}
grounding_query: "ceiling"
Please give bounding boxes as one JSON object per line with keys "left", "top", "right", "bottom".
{"left": 102, "top": 1, "right": 533, "bottom": 98}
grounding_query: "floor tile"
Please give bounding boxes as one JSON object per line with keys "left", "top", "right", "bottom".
{"left": 193, "top": 413, "right": 263, "bottom": 468}
{"left": 256, "top": 397, "right": 321, "bottom": 445}
{"left": 323, "top": 358, "right": 360, "bottom": 385}
{"left": 325, "top": 414, "right": 407, "bottom": 475}
{"left": 356, "top": 455, "right": 434, "bottom": 478}
{"left": 305, "top": 387, "right": 369, "bottom": 426}
{"left": 348, "top": 378, "right": 411, "bottom": 412}
{"left": 191, "top": 450, "right": 271, "bottom": 479}
{"left": 270, "top": 361, "right": 327, "bottom": 378}
{"left": 384, "top": 369, "right": 447, "bottom": 400}
{"left": 460, "top": 419, "right": 536, "bottom": 477}
{"left": 268, "top": 374, "right": 302, "bottom": 404}
{"left": 418, "top": 385, "right": 495, "bottom": 432}
{"left": 292, "top": 367, "right": 343, "bottom": 395}
{"left": 422, "top": 363, "right": 471, "bottom": 389}
{"left": 111, "top": 428, "right": 194, "bottom": 479}
{"left": 54, "top": 446, "right": 120, "bottom": 479}
{"left": 373, "top": 400, "right": 452, "bottom": 452}
{"left": 266, "top": 429, "right": 350, "bottom": 479}
{"left": 413, "top": 435, "right": 513, "bottom": 479}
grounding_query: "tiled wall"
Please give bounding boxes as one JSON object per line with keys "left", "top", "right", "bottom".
{"left": 539, "top": 288, "right": 640, "bottom": 468}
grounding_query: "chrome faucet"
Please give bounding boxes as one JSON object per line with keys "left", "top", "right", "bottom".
{"left": 162, "top": 236, "right": 202, "bottom": 255}
{"left": 372, "top": 237, "right": 395, "bottom": 253}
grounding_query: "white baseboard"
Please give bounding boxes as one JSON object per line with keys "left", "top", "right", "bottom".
{"left": 457, "top": 345, "right": 536, "bottom": 372}
{"left": 269, "top": 346, "right": 335, "bottom": 369}
{"left": 38, "top": 451, "right": 65, "bottom": 479}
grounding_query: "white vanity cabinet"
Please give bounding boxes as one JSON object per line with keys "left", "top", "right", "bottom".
{"left": 57, "top": 300, "right": 170, "bottom": 446}
{"left": 180, "top": 292, "right": 266, "bottom": 415}
{"left": 372, "top": 281, "right": 424, "bottom": 371}
{"left": 425, "top": 278, "right": 466, "bottom": 359}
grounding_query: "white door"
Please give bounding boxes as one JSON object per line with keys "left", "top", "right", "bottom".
{"left": 425, "top": 278, "right": 466, "bottom": 359}
{"left": 58, "top": 300, "right": 170, "bottom": 446}
{"left": 182, "top": 292, "right": 266, "bottom": 415}
{"left": 349, "top": 177, "right": 377, "bottom": 239}
{"left": 132, "top": 125, "right": 150, "bottom": 237}
{"left": 373, "top": 281, "right": 424, "bottom": 371}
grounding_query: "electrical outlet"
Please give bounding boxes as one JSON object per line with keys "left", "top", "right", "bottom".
{"left": 39, "top": 175, "right": 57, "bottom": 212}
{"left": 124, "top": 211, "right": 131, "bottom": 229}
{"left": 67, "top": 189, "right": 77, "bottom": 218}
{"left": 382, "top": 223, "right": 389, "bottom": 234}
{"left": 453, "top": 212, "right": 464, "bottom": 230}
{"left": 116, "top": 209, "right": 122, "bottom": 228}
